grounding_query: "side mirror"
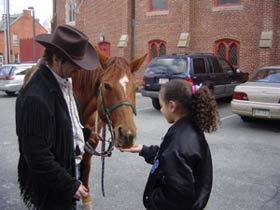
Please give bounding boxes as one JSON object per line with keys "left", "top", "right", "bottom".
{"left": 236, "top": 69, "right": 241, "bottom": 73}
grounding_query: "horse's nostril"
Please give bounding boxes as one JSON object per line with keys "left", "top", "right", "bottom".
{"left": 127, "top": 133, "right": 134, "bottom": 143}
{"left": 117, "top": 127, "right": 135, "bottom": 144}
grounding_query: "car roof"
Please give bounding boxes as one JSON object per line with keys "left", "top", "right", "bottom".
{"left": 155, "top": 53, "right": 217, "bottom": 59}
{"left": 2, "top": 63, "right": 36, "bottom": 67}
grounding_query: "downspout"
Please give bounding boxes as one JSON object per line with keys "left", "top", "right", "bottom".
{"left": 130, "top": 0, "right": 135, "bottom": 59}
{"left": 51, "top": 0, "right": 57, "bottom": 32}
{"left": 5, "top": 0, "right": 11, "bottom": 64}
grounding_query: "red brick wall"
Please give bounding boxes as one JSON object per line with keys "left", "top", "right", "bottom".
{"left": 19, "top": 38, "right": 45, "bottom": 62}
{"left": 0, "top": 9, "right": 48, "bottom": 64}
{"left": 55, "top": 0, "right": 131, "bottom": 57}
{"left": 53, "top": 0, "right": 280, "bottom": 82}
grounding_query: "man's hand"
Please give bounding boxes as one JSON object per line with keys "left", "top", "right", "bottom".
{"left": 119, "top": 144, "right": 143, "bottom": 153}
{"left": 87, "top": 131, "right": 102, "bottom": 148}
{"left": 74, "top": 184, "right": 89, "bottom": 199}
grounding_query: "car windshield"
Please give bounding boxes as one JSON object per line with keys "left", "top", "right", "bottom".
{"left": 0, "top": 66, "right": 12, "bottom": 76}
{"left": 251, "top": 69, "right": 280, "bottom": 83}
{"left": 146, "top": 57, "right": 187, "bottom": 75}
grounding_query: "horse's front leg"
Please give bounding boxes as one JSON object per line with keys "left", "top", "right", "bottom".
{"left": 81, "top": 127, "right": 102, "bottom": 209}
{"left": 81, "top": 112, "right": 104, "bottom": 210}
{"left": 81, "top": 152, "right": 94, "bottom": 210}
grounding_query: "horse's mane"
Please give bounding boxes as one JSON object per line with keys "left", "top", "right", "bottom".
{"left": 73, "top": 68, "right": 100, "bottom": 92}
{"left": 73, "top": 57, "right": 130, "bottom": 93}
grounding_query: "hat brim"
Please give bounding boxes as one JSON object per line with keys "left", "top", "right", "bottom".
{"left": 35, "top": 34, "right": 99, "bottom": 71}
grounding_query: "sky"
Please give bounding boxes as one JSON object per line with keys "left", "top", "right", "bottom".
{"left": 0, "top": 0, "right": 53, "bottom": 31}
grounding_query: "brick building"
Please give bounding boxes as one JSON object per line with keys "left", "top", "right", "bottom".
{"left": 52, "top": 0, "right": 279, "bottom": 82}
{"left": 0, "top": 9, "right": 48, "bottom": 64}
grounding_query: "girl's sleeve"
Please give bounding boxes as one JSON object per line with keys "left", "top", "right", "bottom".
{"left": 139, "top": 145, "right": 160, "bottom": 164}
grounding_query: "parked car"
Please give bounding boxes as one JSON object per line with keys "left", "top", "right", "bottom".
{"left": 141, "top": 53, "right": 248, "bottom": 110}
{"left": 231, "top": 65, "right": 280, "bottom": 121}
{"left": 0, "top": 63, "right": 36, "bottom": 96}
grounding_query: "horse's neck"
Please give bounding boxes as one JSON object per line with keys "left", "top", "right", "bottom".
{"left": 72, "top": 69, "right": 101, "bottom": 127}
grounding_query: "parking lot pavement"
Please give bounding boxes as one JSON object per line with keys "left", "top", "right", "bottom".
{"left": 0, "top": 93, "right": 280, "bottom": 210}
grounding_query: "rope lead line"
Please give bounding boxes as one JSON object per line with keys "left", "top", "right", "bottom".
{"left": 101, "top": 125, "right": 107, "bottom": 197}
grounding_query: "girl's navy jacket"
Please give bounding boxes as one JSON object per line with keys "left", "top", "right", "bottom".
{"left": 139, "top": 116, "right": 213, "bottom": 210}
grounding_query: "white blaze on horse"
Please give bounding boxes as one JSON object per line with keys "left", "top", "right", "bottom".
{"left": 23, "top": 49, "right": 147, "bottom": 210}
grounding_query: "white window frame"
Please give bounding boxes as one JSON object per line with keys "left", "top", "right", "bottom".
{"left": 13, "top": 34, "right": 19, "bottom": 46}
{"left": 65, "top": 0, "right": 76, "bottom": 26}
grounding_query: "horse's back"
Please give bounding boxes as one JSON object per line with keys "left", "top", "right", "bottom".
{"left": 23, "top": 65, "right": 38, "bottom": 88}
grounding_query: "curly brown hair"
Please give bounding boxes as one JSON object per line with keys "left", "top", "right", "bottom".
{"left": 160, "top": 79, "right": 219, "bottom": 133}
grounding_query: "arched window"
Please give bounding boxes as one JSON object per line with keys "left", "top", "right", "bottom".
{"left": 215, "top": 39, "right": 240, "bottom": 66}
{"left": 148, "top": 40, "right": 166, "bottom": 62}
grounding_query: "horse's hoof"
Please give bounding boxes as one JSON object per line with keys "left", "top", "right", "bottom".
{"left": 82, "top": 200, "right": 94, "bottom": 210}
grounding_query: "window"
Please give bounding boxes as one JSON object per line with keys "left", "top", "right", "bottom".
{"left": 14, "top": 53, "right": 19, "bottom": 63}
{"left": 218, "top": 57, "right": 233, "bottom": 72}
{"left": 216, "top": 0, "right": 240, "bottom": 6}
{"left": 215, "top": 39, "right": 239, "bottom": 66}
{"left": 148, "top": 40, "right": 166, "bottom": 62}
{"left": 193, "top": 58, "right": 206, "bottom": 74}
{"left": 209, "top": 57, "right": 223, "bottom": 73}
{"left": 149, "top": 0, "right": 168, "bottom": 11}
{"left": 13, "top": 34, "right": 19, "bottom": 46}
{"left": 65, "top": 0, "right": 76, "bottom": 25}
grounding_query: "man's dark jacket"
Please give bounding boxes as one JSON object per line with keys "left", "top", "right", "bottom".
{"left": 139, "top": 116, "right": 213, "bottom": 210}
{"left": 16, "top": 65, "right": 90, "bottom": 210}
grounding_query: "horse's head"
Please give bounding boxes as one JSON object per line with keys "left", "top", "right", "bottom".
{"left": 96, "top": 51, "right": 146, "bottom": 148}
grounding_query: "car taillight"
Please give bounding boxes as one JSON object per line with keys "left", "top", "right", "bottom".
{"left": 233, "top": 92, "right": 248, "bottom": 100}
{"left": 142, "top": 76, "right": 146, "bottom": 86}
{"left": 5, "top": 76, "right": 14, "bottom": 80}
{"left": 184, "top": 77, "right": 193, "bottom": 84}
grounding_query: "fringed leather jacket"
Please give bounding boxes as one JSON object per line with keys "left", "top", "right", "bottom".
{"left": 16, "top": 65, "right": 90, "bottom": 210}
{"left": 139, "top": 116, "right": 213, "bottom": 210}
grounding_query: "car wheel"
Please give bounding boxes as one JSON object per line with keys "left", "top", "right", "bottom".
{"left": 152, "top": 98, "right": 161, "bottom": 110}
{"left": 5, "top": 91, "right": 16, "bottom": 96}
{"left": 241, "top": 116, "right": 253, "bottom": 122}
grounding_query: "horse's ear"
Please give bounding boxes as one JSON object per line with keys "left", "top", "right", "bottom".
{"left": 95, "top": 46, "right": 109, "bottom": 68}
{"left": 130, "top": 54, "right": 147, "bottom": 73}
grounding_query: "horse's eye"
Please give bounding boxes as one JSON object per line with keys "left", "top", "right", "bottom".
{"left": 103, "top": 83, "right": 112, "bottom": 91}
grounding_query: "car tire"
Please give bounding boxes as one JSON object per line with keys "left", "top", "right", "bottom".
{"left": 241, "top": 116, "right": 253, "bottom": 122}
{"left": 152, "top": 98, "right": 161, "bottom": 110}
{"left": 5, "top": 91, "right": 16, "bottom": 96}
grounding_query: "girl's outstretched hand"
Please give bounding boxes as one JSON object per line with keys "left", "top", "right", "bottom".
{"left": 119, "top": 144, "right": 143, "bottom": 153}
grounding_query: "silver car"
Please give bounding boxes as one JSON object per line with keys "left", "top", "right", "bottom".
{"left": 0, "top": 63, "right": 36, "bottom": 96}
{"left": 231, "top": 65, "right": 280, "bottom": 121}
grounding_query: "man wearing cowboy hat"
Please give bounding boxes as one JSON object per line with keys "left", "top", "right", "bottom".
{"left": 16, "top": 24, "right": 99, "bottom": 210}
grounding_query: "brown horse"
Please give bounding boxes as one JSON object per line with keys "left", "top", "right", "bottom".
{"left": 24, "top": 50, "right": 147, "bottom": 209}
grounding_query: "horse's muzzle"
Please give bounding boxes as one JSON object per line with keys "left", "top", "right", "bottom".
{"left": 114, "top": 125, "right": 135, "bottom": 148}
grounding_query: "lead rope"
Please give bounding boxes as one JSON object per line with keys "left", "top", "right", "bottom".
{"left": 95, "top": 111, "right": 107, "bottom": 197}
{"left": 101, "top": 124, "right": 106, "bottom": 197}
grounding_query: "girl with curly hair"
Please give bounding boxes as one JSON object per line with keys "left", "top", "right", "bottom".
{"left": 121, "top": 79, "right": 219, "bottom": 210}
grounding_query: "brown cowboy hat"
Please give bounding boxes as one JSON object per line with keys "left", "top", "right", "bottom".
{"left": 35, "top": 24, "right": 99, "bottom": 71}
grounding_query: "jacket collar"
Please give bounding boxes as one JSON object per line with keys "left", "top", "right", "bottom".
{"left": 37, "top": 65, "right": 67, "bottom": 102}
